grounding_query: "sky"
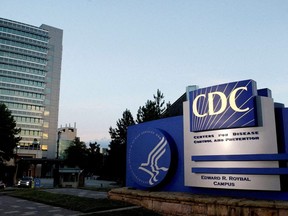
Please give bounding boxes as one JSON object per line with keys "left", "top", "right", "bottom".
{"left": 2, "top": 0, "right": 288, "bottom": 147}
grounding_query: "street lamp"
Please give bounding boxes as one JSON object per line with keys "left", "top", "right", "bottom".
{"left": 14, "top": 145, "right": 20, "bottom": 185}
{"left": 54, "top": 130, "right": 62, "bottom": 187}
{"left": 56, "top": 131, "right": 62, "bottom": 159}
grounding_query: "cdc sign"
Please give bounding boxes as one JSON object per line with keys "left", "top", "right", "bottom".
{"left": 190, "top": 80, "right": 257, "bottom": 132}
{"left": 127, "top": 79, "right": 288, "bottom": 199}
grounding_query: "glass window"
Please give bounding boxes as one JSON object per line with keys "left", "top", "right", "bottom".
{"left": 43, "top": 133, "right": 48, "bottom": 139}
{"left": 41, "top": 145, "right": 48, "bottom": 151}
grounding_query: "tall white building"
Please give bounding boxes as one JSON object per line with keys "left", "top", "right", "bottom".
{"left": 0, "top": 18, "right": 63, "bottom": 160}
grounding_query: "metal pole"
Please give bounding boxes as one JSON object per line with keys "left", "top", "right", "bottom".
{"left": 54, "top": 131, "right": 61, "bottom": 187}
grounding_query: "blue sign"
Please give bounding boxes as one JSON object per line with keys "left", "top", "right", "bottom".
{"left": 34, "top": 178, "right": 41, "bottom": 188}
{"left": 189, "top": 79, "right": 257, "bottom": 132}
{"left": 126, "top": 79, "right": 288, "bottom": 200}
{"left": 127, "top": 128, "right": 172, "bottom": 188}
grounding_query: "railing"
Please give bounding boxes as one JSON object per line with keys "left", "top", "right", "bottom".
{"left": 18, "top": 146, "right": 41, "bottom": 150}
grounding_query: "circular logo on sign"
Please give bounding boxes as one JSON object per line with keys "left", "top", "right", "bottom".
{"left": 127, "top": 128, "right": 173, "bottom": 188}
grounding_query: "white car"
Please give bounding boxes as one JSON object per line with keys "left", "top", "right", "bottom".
{"left": 17, "top": 177, "right": 33, "bottom": 188}
{"left": 0, "top": 180, "right": 5, "bottom": 189}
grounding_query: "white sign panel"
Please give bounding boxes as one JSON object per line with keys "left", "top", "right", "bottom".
{"left": 184, "top": 81, "right": 281, "bottom": 191}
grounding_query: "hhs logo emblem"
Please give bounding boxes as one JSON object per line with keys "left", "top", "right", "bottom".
{"left": 189, "top": 80, "right": 258, "bottom": 132}
{"left": 127, "top": 128, "right": 172, "bottom": 188}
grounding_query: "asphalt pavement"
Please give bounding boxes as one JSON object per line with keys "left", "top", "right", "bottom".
{"left": 0, "top": 194, "right": 79, "bottom": 216}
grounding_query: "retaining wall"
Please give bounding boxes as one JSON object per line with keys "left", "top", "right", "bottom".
{"left": 108, "top": 187, "right": 288, "bottom": 216}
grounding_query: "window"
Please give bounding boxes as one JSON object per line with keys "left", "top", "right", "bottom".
{"left": 41, "top": 145, "right": 48, "bottom": 151}
{"left": 43, "top": 133, "right": 48, "bottom": 139}
{"left": 43, "top": 122, "right": 49, "bottom": 128}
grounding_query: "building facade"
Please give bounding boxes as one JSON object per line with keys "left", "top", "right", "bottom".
{"left": 58, "top": 124, "right": 77, "bottom": 159}
{"left": 0, "top": 18, "right": 63, "bottom": 160}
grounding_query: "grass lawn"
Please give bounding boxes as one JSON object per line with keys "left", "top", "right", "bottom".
{"left": 9, "top": 189, "right": 131, "bottom": 213}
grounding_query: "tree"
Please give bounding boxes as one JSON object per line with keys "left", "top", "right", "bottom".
{"left": 109, "top": 109, "right": 135, "bottom": 145}
{"left": 154, "top": 89, "right": 166, "bottom": 116}
{"left": 106, "top": 109, "right": 135, "bottom": 183}
{"left": 105, "top": 90, "right": 169, "bottom": 183}
{"left": 64, "top": 137, "right": 87, "bottom": 169}
{"left": 86, "top": 142, "right": 103, "bottom": 175}
{"left": 0, "top": 103, "right": 21, "bottom": 163}
{"left": 136, "top": 89, "right": 171, "bottom": 123}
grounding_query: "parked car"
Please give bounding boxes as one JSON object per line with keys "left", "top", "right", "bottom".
{"left": 0, "top": 181, "right": 5, "bottom": 189}
{"left": 17, "top": 177, "right": 33, "bottom": 188}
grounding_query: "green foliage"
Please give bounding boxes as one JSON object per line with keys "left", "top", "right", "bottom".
{"left": 64, "top": 137, "right": 87, "bottom": 168}
{"left": 0, "top": 103, "right": 21, "bottom": 163}
{"left": 86, "top": 142, "right": 103, "bottom": 175}
{"left": 109, "top": 109, "right": 135, "bottom": 146}
{"left": 64, "top": 138, "right": 103, "bottom": 175}
{"left": 136, "top": 89, "right": 170, "bottom": 123}
{"left": 106, "top": 90, "right": 170, "bottom": 183}
{"left": 105, "top": 109, "right": 135, "bottom": 183}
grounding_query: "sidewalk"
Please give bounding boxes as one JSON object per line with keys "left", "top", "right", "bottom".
{"left": 0, "top": 194, "right": 80, "bottom": 216}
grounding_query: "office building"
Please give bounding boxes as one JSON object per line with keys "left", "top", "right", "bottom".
{"left": 0, "top": 17, "right": 63, "bottom": 160}
{"left": 58, "top": 124, "right": 77, "bottom": 159}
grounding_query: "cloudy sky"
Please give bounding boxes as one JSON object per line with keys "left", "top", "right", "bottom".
{"left": 2, "top": 0, "right": 288, "bottom": 147}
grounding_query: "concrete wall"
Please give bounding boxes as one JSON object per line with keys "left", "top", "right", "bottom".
{"left": 109, "top": 188, "right": 288, "bottom": 216}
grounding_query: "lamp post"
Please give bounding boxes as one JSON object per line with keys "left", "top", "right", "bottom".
{"left": 54, "top": 131, "right": 61, "bottom": 187}
{"left": 56, "top": 131, "right": 61, "bottom": 159}
{"left": 13, "top": 145, "right": 20, "bottom": 186}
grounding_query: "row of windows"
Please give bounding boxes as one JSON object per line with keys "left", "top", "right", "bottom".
{"left": 19, "top": 133, "right": 48, "bottom": 141}
{"left": 17, "top": 123, "right": 43, "bottom": 131}
{"left": 0, "top": 56, "right": 46, "bottom": 71}
{"left": 0, "top": 88, "right": 45, "bottom": 100}
{"left": 20, "top": 137, "right": 40, "bottom": 142}
{"left": 0, "top": 85, "right": 44, "bottom": 99}
{"left": 0, "top": 26, "right": 49, "bottom": 42}
{"left": 0, "top": 44, "right": 47, "bottom": 59}
{"left": 23, "top": 122, "right": 43, "bottom": 133}
{"left": 0, "top": 38, "right": 47, "bottom": 53}
{"left": 0, "top": 19, "right": 48, "bottom": 37}
{"left": 0, "top": 75, "right": 45, "bottom": 87}
{"left": 0, "top": 95, "right": 43, "bottom": 105}
{"left": 20, "top": 129, "right": 42, "bottom": 137}
{"left": 5, "top": 101, "right": 44, "bottom": 112}
{"left": 0, "top": 81, "right": 44, "bottom": 95}
{"left": 12, "top": 110, "right": 43, "bottom": 118}
{"left": 0, "top": 50, "right": 47, "bottom": 65}
{"left": 0, "top": 69, "right": 45, "bottom": 82}
{"left": 11, "top": 113, "right": 43, "bottom": 120}
{"left": 15, "top": 116, "right": 43, "bottom": 124}
{"left": 0, "top": 63, "right": 46, "bottom": 76}
{"left": 0, "top": 31, "right": 47, "bottom": 50}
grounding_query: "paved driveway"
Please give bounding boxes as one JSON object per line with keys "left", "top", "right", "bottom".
{"left": 0, "top": 195, "right": 79, "bottom": 216}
